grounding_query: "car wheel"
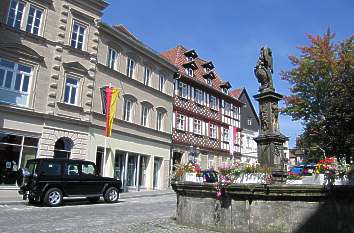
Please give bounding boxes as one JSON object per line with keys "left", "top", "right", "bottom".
{"left": 104, "top": 187, "right": 119, "bottom": 203}
{"left": 44, "top": 188, "right": 63, "bottom": 207}
{"left": 87, "top": 196, "right": 100, "bottom": 203}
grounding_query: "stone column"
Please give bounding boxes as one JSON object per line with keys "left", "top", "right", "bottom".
{"left": 253, "top": 46, "right": 288, "bottom": 183}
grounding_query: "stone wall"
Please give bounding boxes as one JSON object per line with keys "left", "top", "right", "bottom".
{"left": 172, "top": 182, "right": 354, "bottom": 233}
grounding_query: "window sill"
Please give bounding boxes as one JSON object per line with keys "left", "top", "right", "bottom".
{"left": 63, "top": 44, "right": 91, "bottom": 58}
{"left": 57, "top": 102, "right": 84, "bottom": 112}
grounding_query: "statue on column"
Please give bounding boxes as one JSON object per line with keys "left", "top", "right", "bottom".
{"left": 254, "top": 46, "right": 274, "bottom": 91}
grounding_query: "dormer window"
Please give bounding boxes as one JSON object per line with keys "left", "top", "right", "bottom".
{"left": 184, "top": 49, "right": 198, "bottom": 59}
{"left": 206, "top": 78, "right": 212, "bottom": 86}
{"left": 220, "top": 81, "right": 231, "bottom": 95}
{"left": 186, "top": 68, "right": 194, "bottom": 77}
{"left": 186, "top": 56, "right": 193, "bottom": 62}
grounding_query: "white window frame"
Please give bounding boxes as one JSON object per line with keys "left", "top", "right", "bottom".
{"left": 223, "top": 88, "right": 228, "bottom": 94}
{"left": 70, "top": 21, "right": 86, "bottom": 50}
{"left": 25, "top": 5, "right": 43, "bottom": 36}
{"left": 63, "top": 76, "right": 79, "bottom": 105}
{"left": 143, "top": 67, "right": 150, "bottom": 86}
{"left": 248, "top": 118, "right": 252, "bottom": 126}
{"left": 176, "top": 113, "right": 185, "bottom": 131}
{"left": 0, "top": 58, "right": 32, "bottom": 106}
{"left": 123, "top": 98, "right": 132, "bottom": 122}
{"left": 194, "top": 89, "right": 203, "bottom": 105}
{"left": 141, "top": 105, "right": 149, "bottom": 127}
{"left": 6, "top": 0, "right": 25, "bottom": 29}
{"left": 210, "top": 95, "right": 217, "bottom": 111}
{"left": 126, "top": 58, "right": 135, "bottom": 78}
{"left": 222, "top": 128, "right": 229, "bottom": 142}
{"left": 159, "top": 75, "right": 165, "bottom": 92}
{"left": 224, "top": 102, "right": 231, "bottom": 116}
{"left": 193, "top": 119, "right": 202, "bottom": 135}
{"left": 156, "top": 111, "right": 163, "bottom": 131}
{"left": 209, "top": 124, "right": 217, "bottom": 139}
{"left": 178, "top": 82, "right": 188, "bottom": 99}
{"left": 186, "top": 68, "right": 193, "bottom": 77}
{"left": 206, "top": 78, "right": 212, "bottom": 86}
{"left": 107, "top": 47, "right": 118, "bottom": 70}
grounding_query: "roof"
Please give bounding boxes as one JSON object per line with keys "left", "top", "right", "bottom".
{"left": 161, "top": 45, "right": 233, "bottom": 93}
{"left": 113, "top": 24, "right": 139, "bottom": 42}
{"left": 229, "top": 88, "right": 243, "bottom": 99}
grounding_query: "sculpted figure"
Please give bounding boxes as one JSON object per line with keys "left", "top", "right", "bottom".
{"left": 254, "top": 46, "right": 274, "bottom": 90}
{"left": 260, "top": 104, "right": 269, "bottom": 132}
{"left": 271, "top": 102, "right": 279, "bottom": 132}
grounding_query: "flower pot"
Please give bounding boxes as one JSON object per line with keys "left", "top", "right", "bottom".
{"left": 184, "top": 172, "right": 197, "bottom": 182}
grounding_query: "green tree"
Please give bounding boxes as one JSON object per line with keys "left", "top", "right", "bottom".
{"left": 281, "top": 30, "right": 354, "bottom": 161}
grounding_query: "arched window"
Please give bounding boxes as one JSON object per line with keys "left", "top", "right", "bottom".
{"left": 54, "top": 137, "right": 73, "bottom": 159}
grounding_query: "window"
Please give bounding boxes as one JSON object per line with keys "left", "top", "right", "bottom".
{"left": 40, "top": 161, "right": 62, "bottom": 176}
{"left": 210, "top": 96, "right": 217, "bottom": 110}
{"left": 65, "top": 163, "right": 79, "bottom": 176}
{"left": 107, "top": 48, "right": 117, "bottom": 70}
{"left": 26, "top": 5, "right": 42, "bottom": 35}
{"left": 0, "top": 58, "right": 32, "bottom": 106}
{"left": 123, "top": 98, "right": 132, "bottom": 122}
{"left": 224, "top": 102, "right": 231, "bottom": 116}
{"left": 176, "top": 113, "right": 185, "bottom": 131}
{"left": 126, "top": 58, "right": 135, "bottom": 78}
{"left": 143, "top": 67, "right": 150, "bottom": 86}
{"left": 159, "top": 75, "right": 165, "bottom": 92}
{"left": 178, "top": 82, "right": 188, "bottom": 99}
{"left": 156, "top": 111, "right": 163, "bottom": 131}
{"left": 206, "top": 78, "right": 212, "bottom": 86}
{"left": 193, "top": 119, "right": 202, "bottom": 135}
{"left": 247, "top": 136, "right": 250, "bottom": 148}
{"left": 186, "top": 56, "right": 193, "bottom": 62}
{"left": 7, "top": 0, "right": 25, "bottom": 29}
{"left": 186, "top": 68, "right": 193, "bottom": 77}
{"left": 141, "top": 105, "right": 149, "bottom": 127}
{"left": 248, "top": 118, "right": 252, "bottom": 126}
{"left": 70, "top": 21, "right": 86, "bottom": 50}
{"left": 64, "top": 77, "right": 79, "bottom": 105}
{"left": 223, "top": 88, "right": 228, "bottom": 94}
{"left": 222, "top": 128, "right": 229, "bottom": 142}
{"left": 82, "top": 163, "right": 96, "bottom": 175}
{"left": 194, "top": 89, "right": 203, "bottom": 105}
{"left": 210, "top": 124, "right": 217, "bottom": 139}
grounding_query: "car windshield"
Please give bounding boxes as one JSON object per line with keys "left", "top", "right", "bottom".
{"left": 25, "top": 161, "right": 38, "bottom": 174}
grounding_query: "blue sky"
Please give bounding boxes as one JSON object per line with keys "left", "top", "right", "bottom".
{"left": 102, "top": 0, "right": 354, "bottom": 148}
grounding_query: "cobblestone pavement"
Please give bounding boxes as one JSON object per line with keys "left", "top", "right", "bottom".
{"left": 0, "top": 191, "right": 219, "bottom": 233}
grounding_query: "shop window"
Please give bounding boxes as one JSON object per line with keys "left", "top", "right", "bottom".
{"left": 0, "top": 132, "right": 38, "bottom": 186}
{"left": 54, "top": 137, "right": 73, "bottom": 159}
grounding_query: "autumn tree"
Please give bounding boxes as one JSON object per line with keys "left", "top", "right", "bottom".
{"left": 281, "top": 30, "right": 354, "bottom": 162}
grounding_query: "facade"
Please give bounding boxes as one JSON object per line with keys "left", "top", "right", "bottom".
{"left": 0, "top": 0, "right": 175, "bottom": 191}
{"left": 229, "top": 88, "right": 259, "bottom": 164}
{"left": 161, "top": 46, "right": 243, "bottom": 170}
{"left": 90, "top": 24, "right": 176, "bottom": 191}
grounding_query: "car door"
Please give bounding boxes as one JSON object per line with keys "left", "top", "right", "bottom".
{"left": 62, "top": 162, "right": 82, "bottom": 196}
{"left": 80, "top": 162, "right": 104, "bottom": 195}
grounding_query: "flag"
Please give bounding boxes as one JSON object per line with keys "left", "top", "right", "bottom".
{"left": 105, "top": 87, "right": 120, "bottom": 137}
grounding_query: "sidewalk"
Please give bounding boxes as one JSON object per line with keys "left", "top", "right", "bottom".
{"left": 0, "top": 188, "right": 175, "bottom": 203}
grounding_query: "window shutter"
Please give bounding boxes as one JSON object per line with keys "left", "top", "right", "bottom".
{"left": 189, "top": 117, "right": 194, "bottom": 133}
{"left": 173, "top": 112, "right": 176, "bottom": 128}
{"left": 191, "top": 87, "right": 194, "bottom": 101}
{"left": 201, "top": 121, "right": 205, "bottom": 135}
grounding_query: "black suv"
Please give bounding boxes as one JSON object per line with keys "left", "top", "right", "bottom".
{"left": 17, "top": 158, "right": 122, "bottom": 207}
